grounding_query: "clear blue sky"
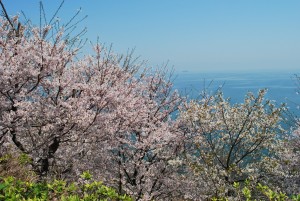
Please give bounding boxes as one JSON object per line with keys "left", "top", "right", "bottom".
{"left": 3, "top": 0, "right": 300, "bottom": 72}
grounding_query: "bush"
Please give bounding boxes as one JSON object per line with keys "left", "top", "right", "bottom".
{"left": 0, "top": 150, "right": 36, "bottom": 182}
{"left": 0, "top": 172, "right": 132, "bottom": 201}
{"left": 213, "top": 180, "right": 300, "bottom": 201}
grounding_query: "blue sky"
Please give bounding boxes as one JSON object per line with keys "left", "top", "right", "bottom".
{"left": 4, "top": 0, "right": 300, "bottom": 72}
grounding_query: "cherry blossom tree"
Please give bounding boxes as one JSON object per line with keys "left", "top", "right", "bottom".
{"left": 278, "top": 74, "right": 300, "bottom": 195}
{"left": 178, "top": 89, "right": 286, "bottom": 199}
{"left": 0, "top": 14, "right": 95, "bottom": 178}
{"left": 85, "top": 67, "right": 183, "bottom": 200}
{"left": 0, "top": 6, "right": 183, "bottom": 199}
{"left": 275, "top": 125, "right": 300, "bottom": 195}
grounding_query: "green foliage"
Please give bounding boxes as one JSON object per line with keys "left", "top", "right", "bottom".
{"left": 0, "top": 174, "right": 132, "bottom": 201}
{"left": 0, "top": 152, "right": 36, "bottom": 182}
{"left": 80, "top": 171, "right": 93, "bottom": 180}
{"left": 18, "top": 153, "right": 32, "bottom": 165}
{"left": 212, "top": 180, "right": 300, "bottom": 201}
{"left": 0, "top": 154, "right": 12, "bottom": 163}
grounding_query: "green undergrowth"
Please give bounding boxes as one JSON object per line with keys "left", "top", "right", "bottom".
{"left": 1, "top": 153, "right": 299, "bottom": 200}
{"left": 0, "top": 171, "right": 132, "bottom": 201}
{"left": 212, "top": 180, "right": 300, "bottom": 201}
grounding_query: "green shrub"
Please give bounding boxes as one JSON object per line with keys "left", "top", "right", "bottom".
{"left": 0, "top": 172, "right": 132, "bottom": 201}
{"left": 212, "top": 180, "right": 300, "bottom": 201}
{"left": 0, "top": 151, "right": 36, "bottom": 182}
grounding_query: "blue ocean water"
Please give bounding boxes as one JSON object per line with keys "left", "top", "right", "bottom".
{"left": 173, "top": 71, "right": 300, "bottom": 118}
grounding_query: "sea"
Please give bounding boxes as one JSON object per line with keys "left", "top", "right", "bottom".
{"left": 172, "top": 70, "right": 300, "bottom": 125}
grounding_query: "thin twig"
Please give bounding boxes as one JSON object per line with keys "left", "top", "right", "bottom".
{"left": 0, "top": 0, "right": 16, "bottom": 31}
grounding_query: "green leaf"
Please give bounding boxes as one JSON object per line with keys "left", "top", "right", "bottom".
{"left": 0, "top": 183, "right": 6, "bottom": 190}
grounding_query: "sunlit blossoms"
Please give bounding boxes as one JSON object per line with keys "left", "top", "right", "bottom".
{"left": 178, "top": 89, "right": 288, "bottom": 199}
{"left": 0, "top": 15, "right": 183, "bottom": 200}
